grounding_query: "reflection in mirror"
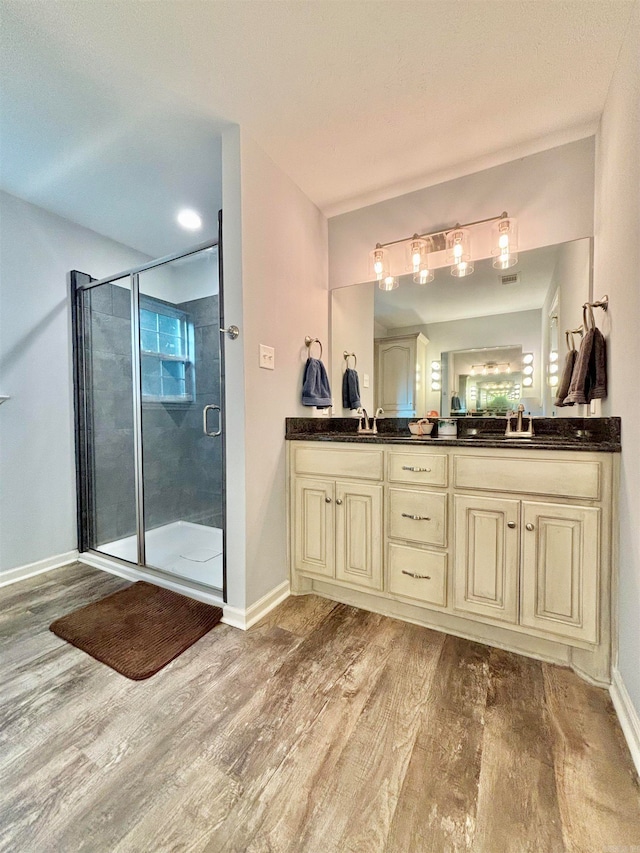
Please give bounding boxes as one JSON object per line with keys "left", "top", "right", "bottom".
{"left": 330, "top": 238, "right": 592, "bottom": 419}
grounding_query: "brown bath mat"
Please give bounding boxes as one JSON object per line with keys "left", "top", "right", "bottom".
{"left": 50, "top": 581, "right": 223, "bottom": 680}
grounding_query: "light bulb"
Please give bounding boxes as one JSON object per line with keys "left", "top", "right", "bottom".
{"left": 177, "top": 209, "right": 202, "bottom": 230}
{"left": 499, "top": 233, "right": 509, "bottom": 249}
{"left": 470, "top": 368, "right": 475, "bottom": 376}
{"left": 523, "top": 365, "right": 534, "bottom": 376}
{"left": 549, "top": 376, "right": 559, "bottom": 387}
{"left": 414, "top": 267, "right": 434, "bottom": 285}
{"left": 379, "top": 274, "right": 398, "bottom": 291}
{"left": 454, "top": 243, "right": 463, "bottom": 260}
{"left": 550, "top": 351, "right": 559, "bottom": 363}
{"left": 523, "top": 353, "right": 534, "bottom": 364}
{"left": 549, "top": 364, "right": 559, "bottom": 374}
{"left": 523, "top": 376, "right": 533, "bottom": 387}
{"left": 431, "top": 361, "right": 440, "bottom": 370}
{"left": 493, "top": 366, "right": 499, "bottom": 374}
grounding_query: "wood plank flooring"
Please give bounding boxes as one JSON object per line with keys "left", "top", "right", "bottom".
{"left": 0, "top": 562, "right": 638, "bottom": 853}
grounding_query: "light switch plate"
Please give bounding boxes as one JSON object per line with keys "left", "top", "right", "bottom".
{"left": 363, "top": 374, "right": 370, "bottom": 388}
{"left": 259, "top": 344, "right": 275, "bottom": 370}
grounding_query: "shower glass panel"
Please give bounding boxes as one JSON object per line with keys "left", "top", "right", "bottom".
{"left": 79, "top": 275, "right": 138, "bottom": 561}
{"left": 137, "top": 248, "right": 224, "bottom": 590}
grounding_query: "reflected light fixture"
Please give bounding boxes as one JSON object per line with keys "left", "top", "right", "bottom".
{"left": 379, "top": 274, "right": 399, "bottom": 291}
{"left": 177, "top": 209, "right": 202, "bottom": 230}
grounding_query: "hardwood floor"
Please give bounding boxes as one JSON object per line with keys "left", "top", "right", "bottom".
{"left": 0, "top": 562, "right": 638, "bottom": 853}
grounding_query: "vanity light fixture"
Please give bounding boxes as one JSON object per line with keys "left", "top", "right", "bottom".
{"left": 369, "top": 244, "right": 390, "bottom": 282}
{"left": 491, "top": 215, "right": 519, "bottom": 270}
{"left": 446, "top": 228, "right": 474, "bottom": 277}
{"left": 369, "top": 211, "right": 517, "bottom": 288}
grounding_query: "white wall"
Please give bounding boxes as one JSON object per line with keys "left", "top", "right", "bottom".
{"left": 0, "top": 190, "right": 149, "bottom": 574}
{"left": 331, "top": 284, "right": 374, "bottom": 413}
{"left": 594, "top": 3, "right": 640, "bottom": 719}
{"left": 328, "top": 138, "right": 595, "bottom": 290}
{"left": 236, "top": 131, "right": 328, "bottom": 607}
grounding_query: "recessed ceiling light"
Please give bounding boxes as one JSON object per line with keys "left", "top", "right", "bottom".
{"left": 177, "top": 209, "right": 202, "bottom": 230}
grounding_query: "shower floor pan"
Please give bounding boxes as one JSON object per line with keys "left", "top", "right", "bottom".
{"left": 99, "top": 521, "right": 223, "bottom": 590}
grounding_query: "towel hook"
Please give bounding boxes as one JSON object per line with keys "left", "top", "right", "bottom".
{"left": 304, "top": 336, "right": 323, "bottom": 359}
{"left": 343, "top": 351, "right": 357, "bottom": 369}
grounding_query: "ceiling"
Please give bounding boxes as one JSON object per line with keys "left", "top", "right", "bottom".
{"left": 0, "top": 1, "right": 634, "bottom": 258}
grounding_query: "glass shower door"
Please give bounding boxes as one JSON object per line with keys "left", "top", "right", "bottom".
{"left": 137, "top": 247, "right": 224, "bottom": 592}
{"left": 75, "top": 274, "right": 138, "bottom": 562}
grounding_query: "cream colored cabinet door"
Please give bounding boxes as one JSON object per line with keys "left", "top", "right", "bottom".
{"left": 294, "top": 477, "right": 335, "bottom": 578}
{"left": 520, "top": 502, "right": 599, "bottom": 644}
{"left": 376, "top": 339, "right": 416, "bottom": 416}
{"left": 454, "top": 494, "right": 520, "bottom": 624}
{"left": 335, "top": 481, "right": 383, "bottom": 590}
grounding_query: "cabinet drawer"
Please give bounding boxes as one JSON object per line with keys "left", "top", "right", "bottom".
{"left": 453, "top": 455, "right": 600, "bottom": 500}
{"left": 388, "top": 451, "right": 448, "bottom": 487}
{"left": 293, "top": 445, "right": 383, "bottom": 480}
{"left": 388, "top": 488, "right": 447, "bottom": 546}
{"left": 388, "top": 543, "right": 447, "bottom": 607}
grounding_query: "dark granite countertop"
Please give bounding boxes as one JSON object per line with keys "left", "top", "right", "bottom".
{"left": 285, "top": 416, "right": 621, "bottom": 453}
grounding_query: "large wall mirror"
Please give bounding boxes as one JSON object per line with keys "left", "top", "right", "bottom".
{"left": 330, "top": 238, "right": 592, "bottom": 418}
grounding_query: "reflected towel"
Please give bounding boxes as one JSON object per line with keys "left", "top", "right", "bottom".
{"left": 302, "top": 357, "right": 332, "bottom": 407}
{"left": 342, "top": 368, "right": 361, "bottom": 410}
{"left": 554, "top": 349, "right": 577, "bottom": 407}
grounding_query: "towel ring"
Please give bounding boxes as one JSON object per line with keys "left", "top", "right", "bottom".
{"left": 343, "top": 351, "right": 357, "bottom": 369}
{"left": 565, "top": 326, "right": 584, "bottom": 351}
{"left": 304, "top": 336, "right": 323, "bottom": 359}
{"left": 582, "top": 303, "right": 596, "bottom": 331}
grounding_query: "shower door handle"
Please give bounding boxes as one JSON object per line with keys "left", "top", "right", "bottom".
{"left": 203, "top": 404, "right": 222, "bottom": 437}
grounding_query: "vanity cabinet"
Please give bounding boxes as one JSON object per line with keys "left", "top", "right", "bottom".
{"left": 291, "top": 445, "right": 383, "bottom": 591}
{"left": 374, "top": 333, "right": 428, "bottom": 416}
{"left": 288, "top": 440, "right": 616, "bottom": 686}
{"left": 453, "top": 496, "right": 599, "bottom": 643}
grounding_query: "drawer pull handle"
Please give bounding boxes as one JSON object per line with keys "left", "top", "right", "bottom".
{"left": 402, "top": 466, "right": 432, "bottom": 473}
{"left": 401, "top": 513, "right": 431, "bottom": 521}
{"left": 507, "top": 521, "right": 516, "bottom": 529}
{"left": 526, "top": 522, "right": 535, "bottom": 531}
{"left": 402, "top": 570, "right": 431, "bottom": 580}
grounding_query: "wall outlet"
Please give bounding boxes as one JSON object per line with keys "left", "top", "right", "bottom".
{"left": 363, "top": 373, "right": 370, "bottom": 388}
{"left": 259, "top": 344, "right": 275, "bottom": 370}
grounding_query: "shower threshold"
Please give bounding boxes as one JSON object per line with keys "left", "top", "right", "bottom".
{"left": 99, "top": 521, "right": 223, "bottom": 589}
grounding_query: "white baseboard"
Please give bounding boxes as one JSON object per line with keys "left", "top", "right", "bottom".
{"left": 79, "top": 551, "right": 224, "bottom": 609}
{"left": 610, "top": 667, "right": 640, "bottom": 778}
{"left": 0, "top": 550, "right": 79, "bottom": 588}
{"left": 222, "top": 580, "right": 290, "bottom": 631}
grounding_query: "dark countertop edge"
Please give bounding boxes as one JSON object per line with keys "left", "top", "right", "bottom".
{"left": 285, "top": 433, "right": 621, "bottom": 453}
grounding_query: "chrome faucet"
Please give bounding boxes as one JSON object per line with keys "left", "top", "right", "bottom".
{"left": 505, "top": 404, "right": 535, "bottom": 438}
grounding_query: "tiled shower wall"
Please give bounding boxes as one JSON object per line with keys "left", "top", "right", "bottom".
{"left": 87, "top": 284, "right": 222, "bottom": 548}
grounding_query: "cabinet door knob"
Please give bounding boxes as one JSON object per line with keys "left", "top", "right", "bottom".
{"left": 336, "top": 499, "right": 343, "bottom": 505}
{"left": 325, "top": 496, "right": 332, "bottom": 503}
{"left": 526, "top": 522, "right": 535, "bottom": 531}
{"left": 507, "top": 521, "right": 516, "bottom": 529}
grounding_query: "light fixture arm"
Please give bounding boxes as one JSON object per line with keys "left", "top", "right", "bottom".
{"left": 375, "top": 211, "right": 510, "bottom": 250}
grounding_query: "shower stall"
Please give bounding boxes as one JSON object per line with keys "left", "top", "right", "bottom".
{"left": 70, "top": 225, "right": 228, "bottom": 599}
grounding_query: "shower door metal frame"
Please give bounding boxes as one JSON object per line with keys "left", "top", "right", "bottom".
{"left": 70, "top": 230, "right": 227, "bottom": 600}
